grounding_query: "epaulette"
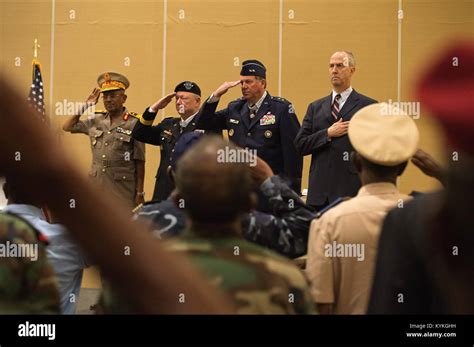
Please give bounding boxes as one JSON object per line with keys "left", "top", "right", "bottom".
{"left": 315, "top": 196, "right": 351, "bottom": 219}
{"left": 271, "top": 96, "right": 291, "bottom": 104}
{"left": 123, "top": 111, "right": 141, "bottom": 121}
{"left": 94, "top": 110, "right": 107, "bottom": 114}
{"left": 128, "top": 111, "right": 141, "bottom": 119}
{"left": 229, "top": 97, "right": 245, "bottom": 104}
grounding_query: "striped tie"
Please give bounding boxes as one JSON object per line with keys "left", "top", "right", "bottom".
{"left": 332, "top": 94, "right": 341, "bottom": 120}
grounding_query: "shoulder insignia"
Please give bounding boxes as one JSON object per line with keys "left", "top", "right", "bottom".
{"left": 128, "top": 111, "right": 141, "bottom": 119}
{"left": 229, "top": 97, "right": 245, "bottom": 104}
{"left": 271, "top": 96, "right": 290, "bottom": 104}
{"left": 315, "top": 196, "right": 351, "bottom": 219}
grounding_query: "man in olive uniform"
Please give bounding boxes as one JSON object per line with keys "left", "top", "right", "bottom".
{"left": 0, "top": 212, "right": 60, "bottom": 313}
{"left": 132, "top": 81, "right": 218, "bottom": 201}
{"left": 63, "top": 72, "right": 145, "bottom": 209}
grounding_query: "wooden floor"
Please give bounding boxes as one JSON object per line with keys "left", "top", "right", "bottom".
{"left": 82, "top": 266, "right": 102, "bottom": 289}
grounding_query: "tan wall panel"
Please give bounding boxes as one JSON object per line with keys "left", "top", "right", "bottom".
{"left": 398, "top": 0, "right": 473, "bottom": 193}
{"left": 165, "top": 0, "right": 280, "bottom": 106}
{"left": 0, "top": 0, "right": 52, "bottom": 92}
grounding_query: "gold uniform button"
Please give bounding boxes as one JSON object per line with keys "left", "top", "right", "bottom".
{"left": 122, "top": 176, "right": 126, "bottom": 180}
{"left": 102, "top": 154, "right": 106, "bottom": 158}
{"left": 120, "top": 137, "right": 124, "bottom": 140}
{"left": 247, "top": 132, "right": 251, "bottom": 136}
{"left": 229, "top": 129, "right": 234, "bottom": 136}
{"left": 107, "top": 131, "right": 111, "bottom": 134}
{"left": 105, "top": 142, "right": 109, "bottom": 146}
{"left": 102, "top": 168, "right": 106, "bottom": 172}
{"left": 264, "top": 130, "right": 272, "bottom": 138}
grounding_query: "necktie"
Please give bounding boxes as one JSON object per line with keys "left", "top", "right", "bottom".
{"left": 179, "top": 119, "right": 187, "bottom": 134}
{"left": 332, "top": 94, "right": 341, "bottom": 120}
{"left": 249, "top": 104, "right": 257, "bottom": 119}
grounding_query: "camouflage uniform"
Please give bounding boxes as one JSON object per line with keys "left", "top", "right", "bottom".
{"left": 134, "top": 175, "right": 315, "bottom": 258}
{"left": 101, "top": 231, "right": 314, "bottom": 314}
{"left": 0, "top": 213, "right": 60, "bottom": 314}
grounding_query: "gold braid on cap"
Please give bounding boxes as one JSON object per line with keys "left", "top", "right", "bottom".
{"left": 100, "top": 73, "right": 126, "bottom": 91}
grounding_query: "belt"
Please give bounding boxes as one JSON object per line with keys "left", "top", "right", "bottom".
{"left": 93, "top": 159, "right": 134, "bottom": 168}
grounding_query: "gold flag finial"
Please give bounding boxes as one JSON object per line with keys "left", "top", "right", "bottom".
{"left": 33, "top": 39, "right": 40, "bottom": 59}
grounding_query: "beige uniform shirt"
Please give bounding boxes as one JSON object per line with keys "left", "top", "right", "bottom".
{"left": 68, "top": 109, "right": 145, "bottom": 208}
{"left": 306, "top": 183, "right": 412, "bottom": 314}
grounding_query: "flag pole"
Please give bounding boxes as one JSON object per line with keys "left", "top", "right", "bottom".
{"left": 32, "top": 39, "right": 40, "bottom": 66}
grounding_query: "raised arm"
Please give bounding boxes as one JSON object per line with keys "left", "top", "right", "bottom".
{"left": 62, "top": 87, "right": 100, "bottom": 133}
{"left": 132, "top": 93, "right": 176, "bottom": 145}
{"left": 195, "top": 81, "right": 240, "bottom": 131}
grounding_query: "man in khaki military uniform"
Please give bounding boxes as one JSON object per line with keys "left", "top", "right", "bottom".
{"left": 305, "top": 102, "right": 419, "bottom": 314}
{"left": 63, "top": 72, "right": 145, "bottom": 209}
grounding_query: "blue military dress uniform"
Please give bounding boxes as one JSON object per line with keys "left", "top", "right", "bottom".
{"left": 197, "top": 92, "right": 303, "bottom": 193}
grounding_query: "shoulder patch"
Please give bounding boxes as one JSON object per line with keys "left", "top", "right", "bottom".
{"left": 315, "top": 196, "right": 351, "bottom": 219}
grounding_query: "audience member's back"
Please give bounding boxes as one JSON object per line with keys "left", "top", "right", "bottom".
{"left": 102, "top": 136, "right": 314, "bottom": 314}
{"left": 0, "top": 212, "right": 60, "bottom": 313}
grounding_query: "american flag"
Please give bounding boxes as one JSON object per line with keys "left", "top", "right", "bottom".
{"left": 27, "top": 61, "right": 47, "bottom": 122}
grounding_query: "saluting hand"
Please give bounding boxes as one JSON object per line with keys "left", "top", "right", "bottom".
{"left": 411, "top": 149, "right": 445, "bottom": 184}
{"left": 328, "top": 118, "right": 350, "bottom": 138}
{"left": 213, "top": 80, "right": 241, "bottom": 98}
{"left": 85, "top": 87, "right": 101, "bottom": 107}
{"left": 150, "top": 92, "right": 176, "bottom": 112}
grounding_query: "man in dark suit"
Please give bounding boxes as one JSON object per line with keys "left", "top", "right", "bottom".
{"left": 196, "top": 60, "right": 303, "bottom": 194}
{"left": 295, "top": 51, "right": 377, "bottom": 210}
{"left": 132, "top": 81, "right": 218, "bottom": 201}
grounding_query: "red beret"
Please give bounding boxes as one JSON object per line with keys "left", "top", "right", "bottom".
{"left": 417, "top": 41, "right": 474, "bottom": 154}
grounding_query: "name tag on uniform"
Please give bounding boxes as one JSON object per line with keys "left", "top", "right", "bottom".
{"left": 260, "top": 113, "right": 276, "bottom": 126}
{"left": 116, "top": 127, "right": 132, "bottom": 136}
{"left": 229, "top": 118, "right": 240, "bottom": 124}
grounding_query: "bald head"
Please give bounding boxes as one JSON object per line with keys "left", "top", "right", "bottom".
{"left": 174, "top": 136, "right": 253, "bottom": 226}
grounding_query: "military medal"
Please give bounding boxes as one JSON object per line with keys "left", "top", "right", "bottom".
{"left": 260, "top": 113, "right": 276, "bottom": 125}
{"left": 116, "top": 127, "right": 132, "bottom": 136}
